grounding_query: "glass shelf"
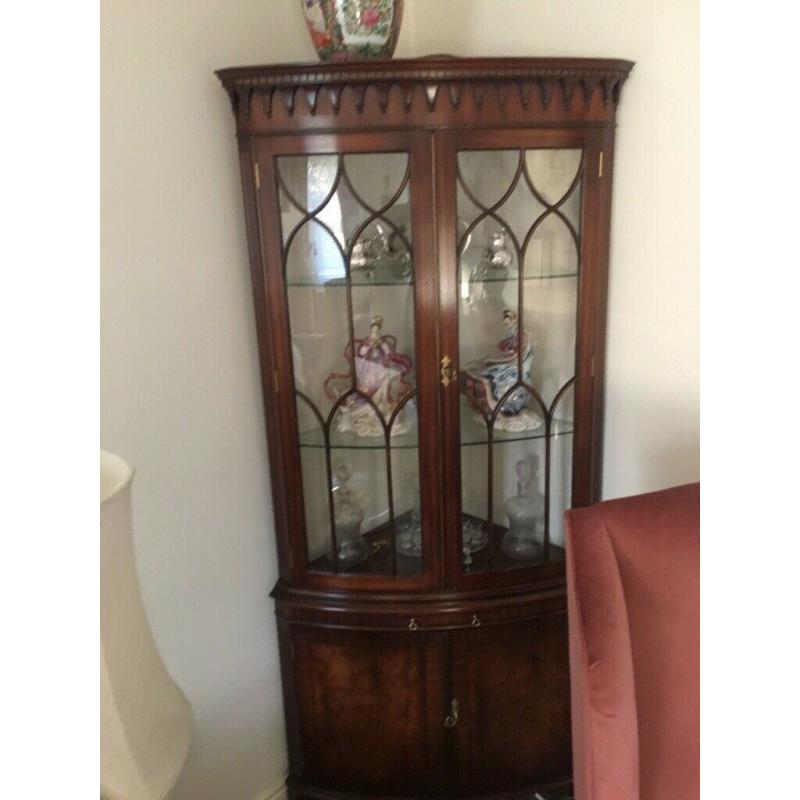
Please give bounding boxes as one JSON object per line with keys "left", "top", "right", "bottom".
{"left": 299, "top": 426, "right": 419, "bottom": 450}
{"left": 461, "top": 271, "right": 578, "bottom": 283}
{"left": 298, "top": 416, "right": 572, "bottom": 449}
{"left": 286, "top": 260, "right": 413, "bottom": 288}
{"left": 285, "top": 266, "right": 578, "bottom": 287}
{"left": 460, "top": 411, "right": 574, "bottom": 446}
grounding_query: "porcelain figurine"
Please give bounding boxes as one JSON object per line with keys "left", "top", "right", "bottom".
{"left": 324, "top": 315, "right": 413, "bottom": 437}
{"left": 348, "top": 223, "right": 411, "bottom": 282}
{"left": 382, "top": 221, "right": 413, "bottom": 281}
{"left": 502, "top": 459, "right": 543, "bottom": 560}
{"left": 461, "top": 309, "right": 542, "bottom": 431}
{"left": 461, "top": 518, "right": 489, "bottom": 566}
{"left": 332, "top": 463, "right": 370, "bottom": 567}
{"left": 301, "top": 0, "right": 404, "bottom": 62}
{"left": 468, "top": 229, "right": 512, "bottom": 283}
{"left": 349, "top": 235, "right": 380, "bottom": 279}
{"left": 484, "top": 230, "right": 514, "bottom": 271}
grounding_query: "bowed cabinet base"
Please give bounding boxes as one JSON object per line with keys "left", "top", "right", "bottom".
{"left": 277, "top": 594, "right": 571, "bottom": 799}
{"left": 286, "top": 779, "right": 574, "bottom": 800}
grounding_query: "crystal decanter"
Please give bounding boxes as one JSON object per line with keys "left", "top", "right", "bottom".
{"left": 502, "top": 459, "right": 543, "bottom": 560}
{"left": 332, "top": 463, "right": 370, "bottom": 568}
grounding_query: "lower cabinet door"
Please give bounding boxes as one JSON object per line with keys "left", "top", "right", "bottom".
{"left": 451, "top": 615, "right": 572, "bottom": 795}
{"left": 291, "top": 626, "right": 449, "bottom": 796}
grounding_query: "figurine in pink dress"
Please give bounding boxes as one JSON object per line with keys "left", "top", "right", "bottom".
{"left": 325, "top": 315, "right": 414, "bottom": 437}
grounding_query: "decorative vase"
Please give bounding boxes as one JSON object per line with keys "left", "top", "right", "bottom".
{"left": 301, "top": 0, "right": 404, "bottom": 62}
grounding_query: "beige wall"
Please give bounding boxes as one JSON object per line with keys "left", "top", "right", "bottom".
{"left": 101, "top": 2, "right": 698, "bottom": 799}
{"left": 406, "top": 0, "right": 700, "bottom": 497}
{"left": 101, "top": 3, "right": 312, "bottom": 799}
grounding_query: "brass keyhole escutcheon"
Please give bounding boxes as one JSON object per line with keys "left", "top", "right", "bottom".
{"left": 441, "top": 355, "right": 456, "bottom": 387}
{"left": 471, "top": 614, "right": 481, "bottom": 627}
{"left": 408, "top": 618, "right": 419, "bottom": 631}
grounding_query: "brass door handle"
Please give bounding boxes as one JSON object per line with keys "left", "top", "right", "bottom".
{"left": 441, "top": 355, "right": 456, "bottom": 387}
{"left": 444, "top": 698, "right": 460, "bottom": 728}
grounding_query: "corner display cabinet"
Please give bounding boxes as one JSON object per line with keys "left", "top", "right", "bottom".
{"left": 217, "top": 57, "right": 633, "bottom": 799}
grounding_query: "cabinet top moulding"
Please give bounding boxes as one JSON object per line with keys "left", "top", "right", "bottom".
{"left": 216, "top": 56, "right": 634, "bottom": 134}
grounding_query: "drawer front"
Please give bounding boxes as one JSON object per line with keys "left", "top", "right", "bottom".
{"left": 276, "top": 583, "right": 567, "bottom": 632}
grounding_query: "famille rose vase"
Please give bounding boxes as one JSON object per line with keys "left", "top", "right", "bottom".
{"left": 301, "top": 0, "right": 404, "bottom": 62}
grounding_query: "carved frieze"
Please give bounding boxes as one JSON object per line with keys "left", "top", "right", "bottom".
{"left": 217, "top": 57, "right": 633, "bottom": 123}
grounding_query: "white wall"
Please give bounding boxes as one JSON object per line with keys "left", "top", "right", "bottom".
{"left": 406, "top": 0, "right": 700, "bottom": 498}
{"left": 101, "top": 2, "right": 698, "bottom": 799}
{"left": 101, "top": 2, "right": 314, "bottom": 799}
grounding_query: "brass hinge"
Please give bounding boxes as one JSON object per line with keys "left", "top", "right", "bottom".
{"left": 273, "top": 369, "right": 280, "bottom": 394}
{"left": 598, "top": 151, "right": 604, "bottom": 179}
{"left": 591, "top": 355, "right": 595, "bottom": 379}
{"left": 253, "top": 161, "right": 261, "bottom": 191}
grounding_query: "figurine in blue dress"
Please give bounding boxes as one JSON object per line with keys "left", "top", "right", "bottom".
{"left": 462, "top": 309, "right": 542, "bottom": 431}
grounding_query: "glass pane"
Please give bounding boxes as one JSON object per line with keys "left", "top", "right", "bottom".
{"left": 457, "top": 148, "right": 582, "bottom": 574}
{"left": 288, "top": 284, "right": 350, "bottom": 417}
{"left": 344, "top": 152, "right": 408, "bottom": 210}
{"left": 549, "top": 383, "right": 575, "bottom": 554}
{"left": 391, "top": 406, "right": 423, "bottom": 576}
{"left": 524, "top": 149, "right": 582, "bottom": 206}
{"left": 522, "top": 214, "right": 579, "bottom": 279}
{"left": 296, "top": 397, "right": 330, "bottom": 565}
{"left": 524, "top": 276, "right": 578, "bottom": 403}
{"left": 458, "top": 150, "right": 521, "bottom": 210}
{"left": 460, "top": 443, "right": 489, "bottom": 572}
{"left": 278, "top": 151, "right": 423, "bottom": 577}
{"left": 278, "top": 153, "right": 339, "bottom": 216}
{"left": 285, "top": 219, "right": 346, "bottom": 286}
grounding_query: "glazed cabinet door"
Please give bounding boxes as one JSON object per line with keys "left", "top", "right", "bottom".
{"left": 290, "top": 626, "right": 449, "bottom": 796}
{"left": 450, "top": 616, "right": 572, "bottom": 795}
{"left": 253, "top": 132, "right": 441, "bottom": 592}
{"left": 435, "top": 129, "right": 607, "bottom": 589}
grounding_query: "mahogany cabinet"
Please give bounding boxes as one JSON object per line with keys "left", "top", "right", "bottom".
{"left": 217, "top": 57, "right": 632, "bottom": 799}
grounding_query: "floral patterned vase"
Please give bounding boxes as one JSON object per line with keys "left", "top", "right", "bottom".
{"left": 301, "top": 0, "right": 404, "bottom": 61}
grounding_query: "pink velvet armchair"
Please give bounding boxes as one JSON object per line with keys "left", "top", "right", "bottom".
{"left": 565, "top": 483, "right": 699, "bottom": 800}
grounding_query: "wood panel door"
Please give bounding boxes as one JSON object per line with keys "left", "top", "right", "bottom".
{"left": 450, "top": 615, "right": 572, "bottom": 795}
{"left": 291, "top": 626, "right": 449, "bottom": 795}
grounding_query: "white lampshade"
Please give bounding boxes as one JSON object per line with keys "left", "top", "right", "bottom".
{"left": 101, "top": 451, "right": 193, "bottom": 800}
